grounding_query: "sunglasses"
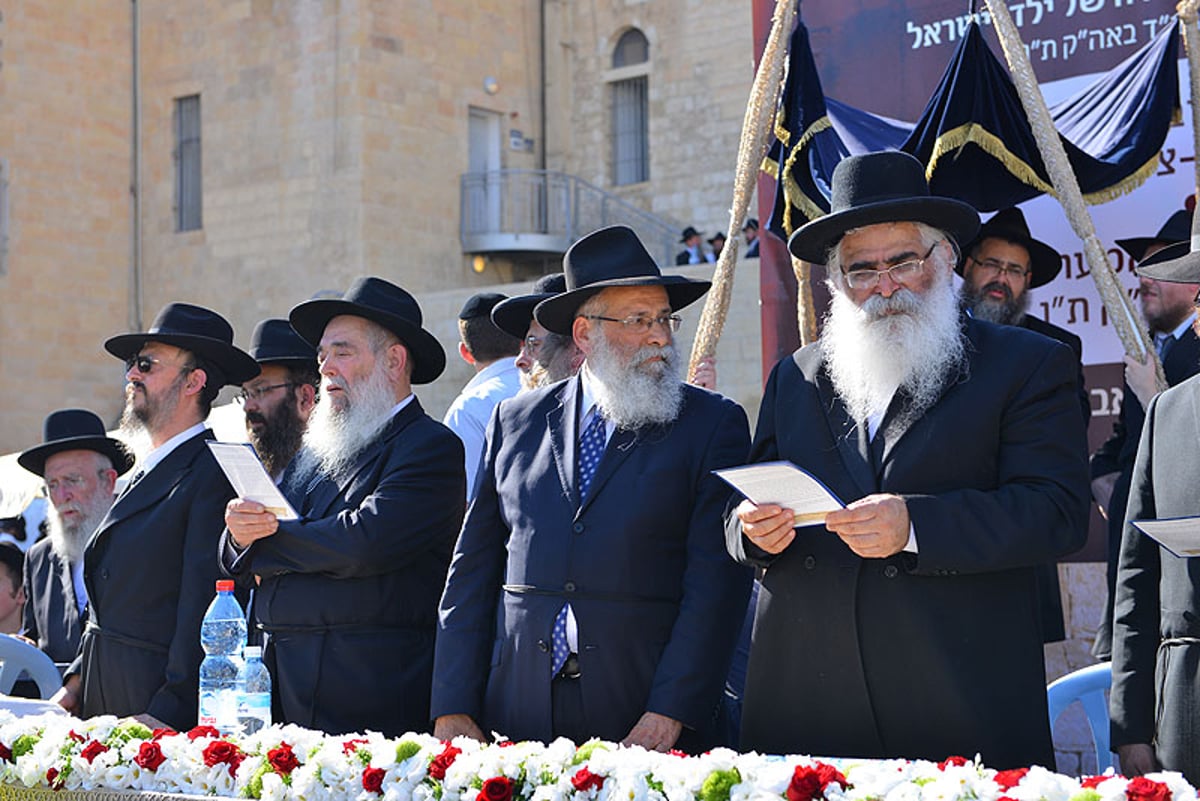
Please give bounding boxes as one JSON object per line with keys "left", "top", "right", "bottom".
{"left": 124, "top": 354, "right": 193, "bottom": 375}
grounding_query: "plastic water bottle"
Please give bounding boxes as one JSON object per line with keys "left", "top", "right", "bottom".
{"left": 198, "top": 579, "right": 246, "bottom": 734}
{"left": 236, "top": 646, "right": 272, "bottom": 735}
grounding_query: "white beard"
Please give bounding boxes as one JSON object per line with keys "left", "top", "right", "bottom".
{"left": 586, "top": 328, "right": 683, "bottom": 430}
{"left": 45, "top": 495, "right": 111, "bottom": 565}
{"left": 821, "top": 267, "right": 966, "bottom": 427}
{"left": 297, "top": 363, "right": 397, "bottom": 478}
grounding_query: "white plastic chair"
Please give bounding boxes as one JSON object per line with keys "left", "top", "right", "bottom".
{"left": 1047, "top": 661, "right": 1113, "bottom": 773}
{"left": 0, "top": 636, "right": 63, "bottom": 700}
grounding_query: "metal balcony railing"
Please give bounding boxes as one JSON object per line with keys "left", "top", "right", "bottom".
{"left": 460, "top": 169, "right": 680, "bottom": 267}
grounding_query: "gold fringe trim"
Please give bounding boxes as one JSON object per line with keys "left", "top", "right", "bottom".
{"left": 778, "top": 116, "right": 834, "bottom": 235}
{"left": 927, "top": 123, "right": 1056, "bottom": 196}
{"left": 775, "top": 104, "right": 790, "bottom": 147}
{"left": 1081, "top": 154, "right": 1160, "bottom": 204}
{"left": 761, "top": 156, "right": 779, "bottom": 179}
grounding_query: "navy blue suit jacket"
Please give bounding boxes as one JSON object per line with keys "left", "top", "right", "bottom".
{"left": 432, "top": 376, "right": 752, "bottom": 744}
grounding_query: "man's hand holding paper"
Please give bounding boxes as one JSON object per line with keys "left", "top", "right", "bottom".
{"left": 824, "top": 494, "right": 910, "bottom": 559}
{"left": 225, "top": 498, "right": 280, "bottom": 550}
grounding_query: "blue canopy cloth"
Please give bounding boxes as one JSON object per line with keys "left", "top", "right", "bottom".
{"left": 767, "top": 16, "right": 1181, "bottom": 240}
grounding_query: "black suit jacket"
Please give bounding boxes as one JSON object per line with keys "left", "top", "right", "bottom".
{"left": 1022, "top": 314, "right": 1089, "bottom": 426}
{"left": 1110, "top": 375, "right": 1200, "bottom": 784}
{"left": 433, "top": 377, "right": 752, "bottom": 746}
{"left": 727, "top": 318, "right": 1089, "bottom": 768}
{"left": 23, "top": 538, "right": 86, "bottom": 664}
{"left": 71, "top": 428, "right": 235, "bottom": 730}
{"left": 225, "top": 398, "right": 465, "bottom": 736}
{"left": 1091, "top": 326, "right": 1200, "bottom": 658}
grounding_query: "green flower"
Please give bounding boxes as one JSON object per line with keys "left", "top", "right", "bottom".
{"left": 571, "top": 740, "right": 610, "bottom": 766}
{"left": 12, "top": 734, "right": 39, "bottom": 758}
{"left": 698, "top": 768, "right": 741, "bottom": 801}
{"left": 110, "top": 722, "right": 153, "bottom": 744}
{"left": 1070, "top": 790, "right": 1102, "bottom": 801}
{"left": 396, "top": 741, "right": 422, "bottom": 763}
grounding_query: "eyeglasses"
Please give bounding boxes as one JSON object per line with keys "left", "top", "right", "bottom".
{"left": 237, "top": 383, "right": 295, "bottom": 403}
{"left": 970, "top": 256, "right": 1030, "bottom": 281}
{"left": 44, "top": 474, "right": 90, "bottom": 495}
{"left": 844, "top": 242, "right": 940, "bottom": 291}
{"left": 522, "top": 335, "right": 544, "bottom": 355}
{"left": 125, "top": 354, "right": 193, "bottom": 376}
{"left": 582, "top": 313, "right": 682, "bottom": 333}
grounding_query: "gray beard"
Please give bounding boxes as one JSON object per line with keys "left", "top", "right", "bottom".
{"left": 46, "top": 500, "right": 110, "bottom": 565}
{"left": 822, "top": 268, "right": 966, "bottom": 427}
{"left": 296, "top": 364, "right": 397, "bottom": 478}
{"left": 585, "top": 330, "right": 683, "bottom": 430}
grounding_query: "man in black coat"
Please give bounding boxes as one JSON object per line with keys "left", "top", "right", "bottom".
{"left": 17, "top": 410, "right": 134, "bottom": 663}
{"left": 1091, "top": 207, "right": 1200, "bottom": 659}
{"left": 957, "top": 206, "right": 1087, "bottom": 644}
{"left": 53, "top": 304, "right": 260, "bottom": 730}
{"left": 224, "top": 277, "right": 465, "bottom": 737}
{"left": 433, "top": 226, "right": 751, "bottom": 752}
{"left": 731, "top": 152, "right": 1089, "bottom": 768}
{"left": 1109, "top": 238, "right": 1200, "bottom": 784}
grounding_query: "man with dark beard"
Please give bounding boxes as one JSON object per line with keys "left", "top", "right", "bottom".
{"left": 959, "top": 207, "right": 1088, "bottom": 426}
{"left": 1090, "top": 206, "right": 1200, "bottom": 660}
{"left": 222, "top": 277, "right": 465, "bottom": 736}
{"left": 53, "top": 303, "right": 259, "bottom": 729}
{"left": 433, "top": 225, "right": 751, "bottom": 751}
{"left": 730, "top": 152, "right": 1088, "bottom": 768}
{"left": 17, "top": 410, "right": 133, "bottom": 663}
{"left": 240, "top": 319, "right": 318, "bottom": 483}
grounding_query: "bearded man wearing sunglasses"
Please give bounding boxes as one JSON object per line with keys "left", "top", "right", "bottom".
{"left": 52, "top": 303, "right": 259, "bottom": 731}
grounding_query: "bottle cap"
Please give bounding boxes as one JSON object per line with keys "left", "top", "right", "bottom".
{"left": 215, "top": 579, "right": 235, "bottom": 592}
{"left": 244, "top": 645, "right": 262, "bottom": 658}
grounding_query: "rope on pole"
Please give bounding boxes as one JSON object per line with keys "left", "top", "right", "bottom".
{"left": 1179, "top": 2, "right": 1200, "bottom": 197}
{"left": 983, "top": 0, "right": 1162, "bottom": 389}
{"left": 687, "top": 0, "right": 798, "bottom": 382}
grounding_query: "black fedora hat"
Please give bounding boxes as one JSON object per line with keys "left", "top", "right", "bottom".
{"left": 105, "top": 303, "right": 260, "bottom": 386}
{"left": 289, "top": 276, "right": 446, "bottom": 384}
{"left": 680, "top": 226, "right": 702, "bottom": 243}
{"left": 707, "top": 232, "right": 727, "bottom": 245}
{"left": 1117, "top": 208, "right": 1194, "bottom": 263}
{"left": 959, "top": 207, "right": 1062, "bottom": 288}
{"left": 534, "top": 226, "right": 711, "bottom": 335}
{"left": 1132, "top": 240, "right": 1200, "bottom": 284}
{"left": 491, "top": 273, "right": 567, "bottom": 339}
{"left": 18, "top": 409, "right": 134, "bottom": 478}
{"left": 249, "top": 319, "right": 317, "bottom": 366}
{"left": 788, "top": 151, "right": 980, "bottom": 265}
{"left": 458, "top": 293, "right": 508, "bottom": 321}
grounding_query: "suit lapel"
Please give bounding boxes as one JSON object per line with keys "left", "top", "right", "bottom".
{"left": 90, "top": 430, "right": 213, "bottom": 550}
{"left": 548, "top": 377, "right": 580, "bottom": 505}
{"left": 812, "top": 357, "right": 876, "bottom": 498}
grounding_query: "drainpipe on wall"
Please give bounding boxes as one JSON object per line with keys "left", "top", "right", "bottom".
{"left": 130, "top": 0, "right": 143, "bottom": 332}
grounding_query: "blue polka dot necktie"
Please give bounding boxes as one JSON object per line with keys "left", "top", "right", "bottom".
{"left": 551, "top": 605, "right": 571, "bottom": 677}
{"left": 577, "top": 411, "right": 607, "bottom": 499}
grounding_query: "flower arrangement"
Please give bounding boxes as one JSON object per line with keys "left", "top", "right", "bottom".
{"left": 0, "top": 713, "right": 1192, "bottom": 801}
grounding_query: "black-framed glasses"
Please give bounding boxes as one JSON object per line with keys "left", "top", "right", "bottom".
{"left": 237, "top": 383, "right": 295, "bottom": 403}
{"left": 582, "top": 313, "right": 682, "bottom": 333}
{"left": 970, "top": 256, "right": 1030, "bottom": 281}
{"left": 843, "top": 242, "right": 940, "bottom": 291}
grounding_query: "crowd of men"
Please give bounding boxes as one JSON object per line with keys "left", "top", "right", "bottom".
{"left": 7, "top": 149, "right": 1200, "bottom": 779}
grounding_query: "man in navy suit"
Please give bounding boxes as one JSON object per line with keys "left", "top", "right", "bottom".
{"left": 224, "top": 277, "right": 465, "bottom": 737}
{"left": 731, "top": 152, "right": 1089, "bottom": 768}
{"left": 54, "top": 303, "right": 260, "bottom": 730}
{"left": 433, "top": 225, "right": 751, "bottom": 751}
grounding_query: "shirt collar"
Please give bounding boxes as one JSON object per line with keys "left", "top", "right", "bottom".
{"left": 137, "top": 421, "right": 208, "bottom": 476}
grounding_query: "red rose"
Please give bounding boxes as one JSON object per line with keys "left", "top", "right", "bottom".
{"left": 786, "top": 767, "right": 824, "bottom": 801}
{"left": 343, "top": 737, "right": 368, "bottom": 755}
{"left": 362, "top": 767, "right": 386, "bottom": 794}
{"left": 994, "top": 768, "right": 1029, "bottom": 790}
{"left": 428, "top": 744, "right": 462, "bottom": 780}
{"left": 268, "top": 743, "right": 301, "bottom": 776}
{"left": 0, "top": 742, "right": 12, "bottom": 763}
{"left": 1082, "top": 776, "right": 1112, "bottom": 789}
{"left": 202, "top": 740, "right": 245, "bottom": 777}
{"left": 939, "top": 756, "right": 969, "bottom": 770}
{"left": 572, "top": 768, "right": 606, "bottom": 792}
{"left": 151, "top": 728, "right": 178, "bottom": 741}
{"left": 67, "top": 730, "right": 85, "bottom": 743}
{"left": 135, "top": 742, "right": 166, "bottom": 772}
{"left": 46, "top": 767, "right": 62, "bottom": 790}
{"left": 478, "top": 776, "right": 515, "bottom": 801}
{"left": 815, "top": 763, "right": 848, "bottom": 791}
{"left": 498, "top": 740, "right": 515, "bottom": 748}
{"left": 187, "top": 725, "right": 221, "bottom": 741}
{"left": 669, "top": 749, "right": 688, "bottom": 757}
{"left": 1126, "top": 776, "right": 1173, "bottom": 801}
{"left": 80, "top": 740, "right": 109, "bottom": 764}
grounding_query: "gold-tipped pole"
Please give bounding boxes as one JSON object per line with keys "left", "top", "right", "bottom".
{"left": 984, "top": 0, "right": 1162, "bottom": 389}
{"left": 687, "top": 0, "right": 798, "bottom": 382}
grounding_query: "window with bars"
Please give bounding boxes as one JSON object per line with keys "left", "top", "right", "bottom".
{"left": 611, "top": 29, "right": 649, "bottom": 186}
{"left": 174, "top": 95, "right": 202, "bottom": 231}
